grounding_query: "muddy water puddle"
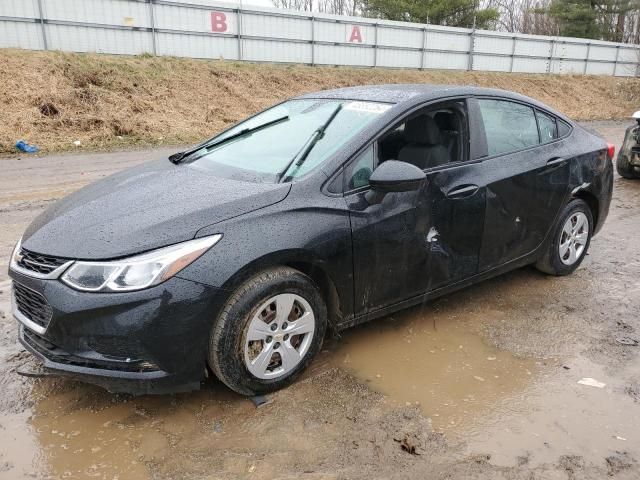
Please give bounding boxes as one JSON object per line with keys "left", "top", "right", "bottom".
{"left": 329, "top": 304, "right": 540, "bottom": 436}
{"left": 329, "top": 298, "right": 640, "bottom": 467}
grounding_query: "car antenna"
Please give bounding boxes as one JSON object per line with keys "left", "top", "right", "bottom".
{"left": 277, "top": 103, "right": 343, "bottom": 183}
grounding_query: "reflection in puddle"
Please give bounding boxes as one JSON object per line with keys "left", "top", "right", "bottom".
{"left": 330, "top": 304, "right": 540, "bottom": 435}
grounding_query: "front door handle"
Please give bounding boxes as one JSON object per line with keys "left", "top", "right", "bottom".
{"left": 445, "top": 184, "right": 479, "bottom": 199}
{"left": 547, "top": 156, "right": 567, "bottom": 166}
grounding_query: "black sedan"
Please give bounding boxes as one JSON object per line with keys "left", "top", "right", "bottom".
{"left": 9, "top": 85, "right": 613, "bottom": 395}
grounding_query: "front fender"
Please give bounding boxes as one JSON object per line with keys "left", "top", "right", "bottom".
{"left": 176, "top": 195, "right": 354, "bottom": 317}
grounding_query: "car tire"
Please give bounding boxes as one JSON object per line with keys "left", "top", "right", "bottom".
{"left": 208, "top": 267, "right": 327, "bottom": 396}
{"left": 535, "top": 198, "right": 593, "bottom": 276}
{"left": 616, "top": 154, "right": 640, "bottom": 179}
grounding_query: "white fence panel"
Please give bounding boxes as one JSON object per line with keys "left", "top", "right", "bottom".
{"left": 377, "top": 26, "right": 422, "bottom": 49}
{"left": 243, "top": 38, "right": 309, "bottom": 63}
{"left": 314, "top": 20, "right": 375, "bottom": 46}
{"left": 618, "top": 47, "right": 638, "bottom": 63}
{"left": 512, "top": 56, "right": 548, "bottom": 73}
{"left": 156, "top": 30, "right": 237, "bottom": 59}
{"left": 0, "top": 20, "right": 42, "bottom": 49}
{"left": 427, "top": 29, "right": 470, "bottom": 52}
{"left": 377, "top": 47, "right": 421, "bottom": 68}
{"left": 589, "top": 44, "right": 617, "bottom": 61}
{"left": 42, "top": 0, "right": 151, "bottom": 28}
{"left": 586, "top": 61, "right": 615, "bottom": 75}
{"left": 0, "top": 0, "right": 38, "bottom": 17}
{"left": 556, "top": 42, "right": 588, "bottom": 59}
{"left": 473, "top": 54, "right": 511, "bottom": 72}
{"left": 514, "top": 37, "right": 551, "bottom": 58}
{"left": 46, "top": 23, "right": 152, "bottom": 54}
{"left": 243, "top": 12, "right": 310, "bottom": 40}
{"left": 314, "top": 43, "right": 373, "bottom": 66}
{"left": 0, "top": 0, "right": 637, "bottom": 76}
{"left": 474, "top": 34, "right": 512, "bottom": 56}
{"left": 154, "top": 3, "right": 237, "bottom": 34}
{"left": 425, "top": 51, "right": 468, "bottom": 70}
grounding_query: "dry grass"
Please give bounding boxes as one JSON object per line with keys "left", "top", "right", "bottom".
{"left": 1, "top": 48, "right": 639, "bottom": 155}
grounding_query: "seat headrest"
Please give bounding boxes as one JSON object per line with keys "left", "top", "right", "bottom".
{"left": 434, "top": 112, "right": 457, "bottom": 131}
{"left": 404, "top": 115, "right": 442, "bottom": 145}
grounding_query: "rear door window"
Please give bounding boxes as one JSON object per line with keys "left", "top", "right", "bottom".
{"left": 478, "top": 99, "right": 540, "bottom": 156}
{"left": 536, "top": 110, "right": 558, "bottom": 143}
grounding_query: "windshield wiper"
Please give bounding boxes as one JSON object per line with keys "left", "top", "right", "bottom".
{"left": 169, "top": 115, "right": 290, "bottom": 164}
{"left": 277, "top": 104, "right": 343, "bottom": 182}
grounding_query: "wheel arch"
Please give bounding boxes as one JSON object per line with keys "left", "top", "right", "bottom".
{"left": 572, "top": 190, "right": 599, "bottom": 232}
{"left": 219, "top": 250, "right": 346, "bottom": 334}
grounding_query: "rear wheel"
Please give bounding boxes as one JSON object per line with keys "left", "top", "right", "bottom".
{"left": 208, "top": 267, "right": 327, "bottom": 395}
{"left": 535, "top": 199, "right": 593, "bottom": 276}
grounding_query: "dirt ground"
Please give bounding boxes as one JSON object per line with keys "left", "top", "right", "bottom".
{"left": 2, "top": 49, "right": 640, "bottom": 155}
{"left": 0, "top": 121, "right": 639, "bottom": 479}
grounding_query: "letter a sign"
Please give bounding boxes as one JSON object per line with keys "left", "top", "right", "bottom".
{"left": 348, "top": 25, "right": 363, "bottom": 43}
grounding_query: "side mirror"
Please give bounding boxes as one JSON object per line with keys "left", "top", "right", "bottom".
{"left": 366, "top": 160, "right": 426, "bottom": 204}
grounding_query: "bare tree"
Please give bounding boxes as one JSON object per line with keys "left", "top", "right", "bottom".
{"left": 482, "top": 0, "right": 559, "bottom": 34}
{"left": 271, "top": 0, "right": 313, "bottom": 11}
{"left": 317, "top": 0, "right": 361, "bottom": 16}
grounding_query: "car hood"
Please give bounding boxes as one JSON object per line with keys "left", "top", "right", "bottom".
{"left": 22, "top": 159, "right": 291, "bottom": 259}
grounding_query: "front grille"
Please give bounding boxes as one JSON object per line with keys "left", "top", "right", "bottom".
{"left": 18, "top": 249, "right": 68, "bottom": 275}
{"left": 13, "top": 282, "right": 53, "bottom": 330}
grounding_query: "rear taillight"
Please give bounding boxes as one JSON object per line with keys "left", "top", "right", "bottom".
{"left": 607, "top": 143, "right": 615, "bottom": 159}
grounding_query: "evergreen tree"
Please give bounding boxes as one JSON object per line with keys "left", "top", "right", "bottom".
{"left": 361, "top": 0, "right": 499, "bottom": 28}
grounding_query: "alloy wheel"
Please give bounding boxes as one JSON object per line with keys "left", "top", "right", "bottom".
{"left": 559, "top": 212, "right": 589, "bottom": 266}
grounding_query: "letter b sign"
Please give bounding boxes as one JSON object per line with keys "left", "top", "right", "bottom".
{"left": 211, "top": 11, "right": 228, "bottom": 32}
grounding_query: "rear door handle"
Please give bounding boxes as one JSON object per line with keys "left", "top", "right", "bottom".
{"left": 547, "top": 157, "right": 567, "bottom": 166}
{"left": 445, "top": 184, "right": 479, "bottom": 199}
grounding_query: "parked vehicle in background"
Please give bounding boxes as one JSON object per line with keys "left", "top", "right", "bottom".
{"left": 9, "top": 85, "right": 614, "bottom": 396}
{"left": 616, "top": 111, "right": 640, "bottom": 179}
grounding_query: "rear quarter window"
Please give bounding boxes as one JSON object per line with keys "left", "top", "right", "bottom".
{"left": 557, "top": 119, "right": 572, "bottom": 137}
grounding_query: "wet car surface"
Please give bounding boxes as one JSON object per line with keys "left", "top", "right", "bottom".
{"left": 6, "top": 86, "right": 613, "bottom": 396}
{"left": 0, "top": 121, "right": 639, "bottom": 479}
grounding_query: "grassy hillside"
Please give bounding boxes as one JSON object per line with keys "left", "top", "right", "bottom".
{"left": 1, "top": 49, "right": 639, "bottom": 154}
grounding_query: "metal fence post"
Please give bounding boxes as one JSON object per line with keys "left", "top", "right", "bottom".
{"left": 547, "top": 39, "right": 555, "bottom": 73}
{"left": 467, "top": 17, "right": 476, "bottom": 71}
{"left": 373, "top": 23, "right": 378, "bottom": 68}
{"left": 237, "top": 2, "right": 244, "bottom": 61}
{"left": 36, "top": 0, "right": 48, "bottom": 50}
{"left": 613, "top": 45, "right": 620, "bottom": 76}
{"left": 149, "top": 0, "right": 157, "bottom": 55}
{"left": 420, "top": 27, "right": 427, "bottom": 70}
{"left": 310, "top": 16, "right": 315, "bottom": 66}
{"left": 509, "top": 35, "right": 516, "bottom": 72}
{"left": 583, "top": 42, "right": 591, "bottom": 74}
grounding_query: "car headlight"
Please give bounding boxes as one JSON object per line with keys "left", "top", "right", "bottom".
{"left": 9, "top": 237, "right": 23, "bottom": 270}
{"left": 61, "top": 234, "right": 222, "bottom": 292}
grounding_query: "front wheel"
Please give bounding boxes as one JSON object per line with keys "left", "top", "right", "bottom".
{"left": 535, "top": 199, "right": 593, "bottom": 276}
{"left": 208, "top": 267, "right": 327, "bottom": 395}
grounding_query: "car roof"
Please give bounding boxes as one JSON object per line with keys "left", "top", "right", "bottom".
{"left": 296, "top": 84, "right": 570, "bottom": 120}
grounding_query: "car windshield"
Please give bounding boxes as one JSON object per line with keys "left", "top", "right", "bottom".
{"left": 186, "top": 99, "right": 391, "bottom": 183}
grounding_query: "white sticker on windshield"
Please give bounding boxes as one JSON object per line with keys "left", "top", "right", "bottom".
{"left": 344, "top": 102, "right": 391, "bottom": 114}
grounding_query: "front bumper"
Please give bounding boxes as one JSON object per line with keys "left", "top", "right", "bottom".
{"left": 9, "top": 268, "right": 228, "bottom": 395}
